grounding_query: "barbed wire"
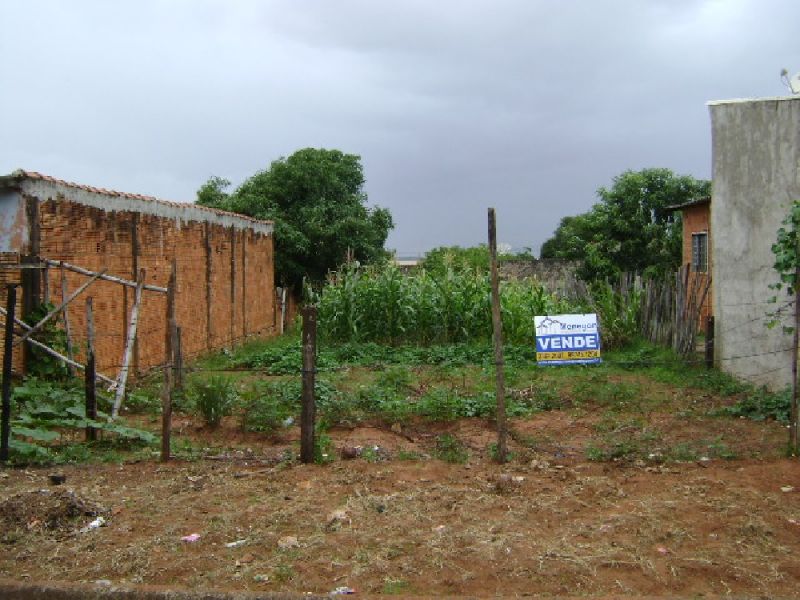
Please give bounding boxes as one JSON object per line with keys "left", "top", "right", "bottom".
{"left": 129, "top": 343, "right": 797, "bottom": 378}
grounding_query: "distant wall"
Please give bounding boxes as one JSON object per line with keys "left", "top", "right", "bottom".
{"left": 499, "top": 258, "right": 581, "bottom": 292}
{"left": 710, "top": 96, "right": 800, "bottom": 390}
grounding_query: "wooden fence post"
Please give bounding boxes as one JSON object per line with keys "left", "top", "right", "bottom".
{"left": 791, "top": 266, "right": 799, "bottom": 457}
{"left": 161, "top": 259, "right": 177, "bottom": 462}
{"left": 175, "top": 325, "right": 184, "bottom": 392}
{"left": 42, "top": 264, "right": 49, "bottom": 305}
{"left": 705, "top": 316, "right": 715, "bottom": 370}
{"left": 0, "top": 285, "right": 17, "bottom": 462}
{"left": 85, "top": 297, "right": 97, "bottom": 441}
{"left": 300, "top": 306, "right": 317, "bottom": 464}
{"left": 488, "top": 208, "right": 508, "bottom": 463}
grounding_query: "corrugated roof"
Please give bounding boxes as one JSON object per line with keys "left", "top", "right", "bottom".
{"left": 0, "top": 169, "right": 273, "bottom": 232}
{"left": 665, "top": 197, "right": 711, "bottom": 211}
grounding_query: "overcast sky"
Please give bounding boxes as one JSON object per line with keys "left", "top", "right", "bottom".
{"left": 1, "top": 1, "right": 798, "bottom": 256}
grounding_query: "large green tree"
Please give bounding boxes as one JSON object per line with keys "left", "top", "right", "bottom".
{"left": 540, "top": 168, "right": 710, "bottom": 281}
{"left": 197, "top": 148, "right": 394, "bottom": 289}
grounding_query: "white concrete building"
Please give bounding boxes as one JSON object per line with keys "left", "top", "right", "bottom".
{"left": 709, "top": 95, "right": 800, "bottom": 389}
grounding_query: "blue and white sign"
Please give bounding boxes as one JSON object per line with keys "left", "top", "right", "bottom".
{"left": 534, "top": 313, "right": 601, "bottom": 365}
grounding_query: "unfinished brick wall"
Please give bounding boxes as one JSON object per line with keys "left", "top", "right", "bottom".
{"left": 31, "top": 195, "right": 275, "bottom": 377}
{"left": 0, "top": 253, "right": 23, "bottom": 374}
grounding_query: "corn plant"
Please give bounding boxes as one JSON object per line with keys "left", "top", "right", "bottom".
{"left": 589, "top": 280, "right": 643, "bottom": 349}
{"left": 314, "top": 263, "right": 582, "bottom": 345}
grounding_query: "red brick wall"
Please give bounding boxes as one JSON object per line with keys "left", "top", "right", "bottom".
{"left": 31, "top": 197, "right": 275, "bottom": 378}
{"left": 681, "top": 202, "right": 713, "bottom": 323}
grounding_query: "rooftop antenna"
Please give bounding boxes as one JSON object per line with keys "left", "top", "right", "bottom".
{"left": 780, "top": 68, "right": 800, "bottom": 94}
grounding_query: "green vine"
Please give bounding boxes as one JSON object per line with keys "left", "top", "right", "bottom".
{"left": 25, "top": 302, "right": 69, "bottom": 379}
{"left": 768, "top": 200, "right": 800, "bottom": 331}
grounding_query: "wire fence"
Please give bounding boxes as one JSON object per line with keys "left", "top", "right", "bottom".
{"left": 7, "top": 257, "right": 798, "bottom": 392}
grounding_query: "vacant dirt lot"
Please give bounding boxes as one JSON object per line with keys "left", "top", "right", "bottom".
{"left": 1, "top": 413, "right": 799, "bottom": 598}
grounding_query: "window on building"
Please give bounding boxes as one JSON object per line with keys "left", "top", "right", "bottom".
{"left": 692, "top": 232, "right": 708, "bottom": 272}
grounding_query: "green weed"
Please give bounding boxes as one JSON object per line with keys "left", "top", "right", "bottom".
{"left": 272, "top": 564, "right": 295, "bottom": 582}
{"left": 587, "top": 417, "right": 661, "bottom": 462}
{"left": 434, "top": 434, "right": 469, "bottom": 464}
{"left": 488, "top": 442, "right": 514, "bottom": 462}
{"left": 666, "top": 442, "right": 699, "bottom": 462}
{"left": 188, "top": 376, "right": 237, "bottom": 428}
{"left": 8, "top": 378, "right": 155, "bottom": 465}
{"left": 716, "top": 386, "right": 791, "bottom": 424}
{"left": 383, "top": 578, "right": 410, "bottom": 594}
{"left": 376, "top": 365, "right": 414, "bottom": 389}
{"left": 396, "top": 450, "right": 423, "bottom": 461}
{"left": 706, "top": 436, "right": 738, "bottom": 460}
{"left": 314, "top": 425, "right": 334, "bottom": 464}
{"left": 416, "top": 388, "right": 470, "bottom": 421}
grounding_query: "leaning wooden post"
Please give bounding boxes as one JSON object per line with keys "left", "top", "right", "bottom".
{"left": 488, "top": 208, "right": 508, "bottom": 463}
{"left": 15, "top": 267, "right": 107, "bottom": 347}
{"left": 85, "top": 297, "right": 97, "bottom": 441}
{"left": 0, "top": 285, "right": 17, "bottom": 462}
{"left": 791, "top": 266, "right": 800, "bottom": 457}
{"left": 161, "top": 259, "right": 177, "bottom": 462}
{"left": 300, "top": 306, "right": 317, "bottom": 464}
{"left": 0, "top": 306, "right": 115, "bottom": 387}
{"left": 112, "top": 269, "right": 145, "bottom": 418}
{"left": 60, "top": 265, "right": 76, "bottom": 376}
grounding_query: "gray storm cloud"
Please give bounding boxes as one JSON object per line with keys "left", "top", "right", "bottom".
{"left": 1, "top": 0, "right": 798, "bottom": 255}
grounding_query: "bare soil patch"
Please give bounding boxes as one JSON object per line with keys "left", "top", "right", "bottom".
{"left": 1, "top": 412, "right": 799, "bottom": 598}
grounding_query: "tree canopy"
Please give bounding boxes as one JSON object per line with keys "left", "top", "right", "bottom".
{"left": 419, "top": 244, "right": 535, "bottom": 277}
{"left": 196, "top": 148, "right": 394, "bottom": 289}
{"left": 420, "top": 245, "right": 491, "bottom": 275}
{"left": 540, "top": 168, "right": 710, "bottom": 281}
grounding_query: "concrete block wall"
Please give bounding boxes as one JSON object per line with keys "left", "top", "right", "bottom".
{"left": 499, "top": 259, "right": 582, "bottom": 292}
{"left": 709, "top": 96, "right": 800, "bottom": 390}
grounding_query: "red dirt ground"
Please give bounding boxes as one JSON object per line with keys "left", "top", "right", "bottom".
{"left": 1, "top": 414, "right": 799, "bottom": 598}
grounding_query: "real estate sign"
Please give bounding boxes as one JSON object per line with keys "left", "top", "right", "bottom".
{"left": 534, "top": 313, "right": 601, "bottom": 365}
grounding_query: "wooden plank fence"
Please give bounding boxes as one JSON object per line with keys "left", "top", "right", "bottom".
{"left": 559, "top": 266, "right": 712, "bottom": 357}
{"left": 639, "top": 264, "right": 711, "bottom": 356}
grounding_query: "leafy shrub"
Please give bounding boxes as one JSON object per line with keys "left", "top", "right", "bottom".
{"left": 717, "top": 387, "right": 791, "bottom": 424}
{"left": 189, "top": 376, "right": 238, "bottom": 428}
{"left": 526, "top": 383, "right": 562, "bottom": 411}
{"left": 24, "top": 302, "right": 69, "bottom": 379}
{"left": 9, "top": 378, "right": 155, "bottom": 464}
{"left": 238, "top": 381, "right": 297, "bottom": 433}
